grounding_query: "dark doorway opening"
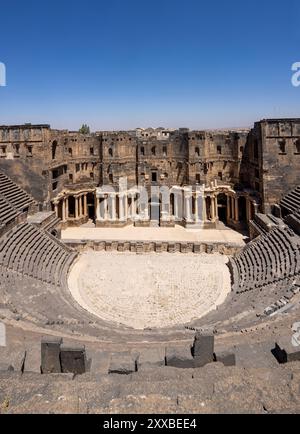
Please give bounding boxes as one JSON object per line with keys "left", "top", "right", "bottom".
{"left": 58, "top": 202, "right": 63, "bottom": 220}
{"left": 68, "top": 196, "right": 75, "bottom": 218}
{"left": 238, "top": 196, "right": 247, "bottom": 221}
{"left": 87, "top": 193, "right": 95, "bottom": 220}
{"left": 217, "top": 193, "right": 227, "bottom": 223}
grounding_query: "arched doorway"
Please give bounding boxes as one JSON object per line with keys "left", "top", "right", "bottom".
{"left": 68, "top": 196, "right": 75, "bottom": 218}
{"left": 217, "top": 193, "right": 227, "bottom": 223}
{"left": 87, "top": 192, "right": 95, "bottom": 220}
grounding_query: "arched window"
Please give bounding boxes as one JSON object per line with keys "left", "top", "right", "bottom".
{"left": 294, "top": 139, "right": 300, "bottom": 154}
{"left": 141, "top": 146, "right": 145, "bottom": 156}
{"left": 217, "top": 146, "right": 222, "bottom": 155}
{"left": 109, "top": 148, "right": 113, "bottom": 157}
{"left": 195, "top": 147, "right": 200, "bottom": 156}
{"left": 151, "top": 146, "right": 156, "bottom": 156}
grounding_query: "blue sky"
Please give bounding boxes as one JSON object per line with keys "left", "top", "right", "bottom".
{"left": 0, "top": 0, "right": 299, "bottom": 130}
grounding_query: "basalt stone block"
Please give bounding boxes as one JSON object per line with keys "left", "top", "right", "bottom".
{"left": 130, "top": 242, "right": 136, "bottom": 252}
{"left": 193, "top": 243, "right": 201, "bottom": 253}
{"left": 174, "top": 243, "right": 181, "bottom": 252}
{"left": 108, "top": 352, "right": 136, "bottom": 375}
{"left": 117, "top": 242, "right": 124, "bottom": 252}
{"left": 214, "top": 350, "right": 236, "bottom": 366}
{"left": 123, "top": 242, "right": 130, "bottom": 251}
{"left": 273, "top": 336, "right": 300, "bottom": 364}
{"left": 200, "top": 244, "right": 207, "bottom": 253}
{"left": 192, "top": 332, "right": 214, "bottom": 367}
{"left": 105, "top": 242, "right": 112, "bottom": 251}
{"left": 162, "top": 242, "right": 168, "bottom": 252}
{"left": 165, "top": 346, "right": 194, "bottom": 369}
{"left": 206, "top": 244, "right": 213, "bottom": 254}
{"left": 180, "top": 243, "right": 188, "bottom": 253}
{"left": 60, "top": 344, "right": 87, "bottom": 375}
{"left": 88, "top": 351, "right": 111, "bottom": 374}
{"left": 136, "top": 242, "right": 144, "bottom": 254}
{"left": 155, "top": 243, "right": 162, "bottom": 253}
{"left": 136, "top": 348, "right": 165, "bottom": 370}
{"left": 24, "top": 346, "right": 41, "bottom": 373}
{"left": 0, "top": 362, "right": 14, "bottom": 372}
{"left": 111, "top": 241, "right": 118, "bottom": 250}
{"left": 41, "top": 337, "right": 62, "bottom": 374}
{"left": 168, "top": 243, "right": 175, "bottom": 253}
{"left": 187, "top": 243, "right": 193, "bottom": 252}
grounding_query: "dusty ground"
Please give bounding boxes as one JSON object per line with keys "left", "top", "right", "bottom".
{"left": 68, "top": 251, "right": 231, "bottom": 329}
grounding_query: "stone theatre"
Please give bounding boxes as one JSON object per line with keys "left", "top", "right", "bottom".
{"left": 0, "top": 117, "right": 300, "bottom": 413}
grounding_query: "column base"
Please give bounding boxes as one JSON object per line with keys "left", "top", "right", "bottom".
{"left": 134, "top": 220, "right": 151, "bottom": 227}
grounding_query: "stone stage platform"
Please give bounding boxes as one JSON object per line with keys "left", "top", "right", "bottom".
{"left": 61, "top": 223, "right": 246, "bottom": 246}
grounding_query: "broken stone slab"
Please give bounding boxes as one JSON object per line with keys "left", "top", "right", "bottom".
{"left": 214, "top": 350, "right": 236, "bottom": 366}
{"left": 108, "top": 352, "right": 136, "bottom": 375}
{"left": 192, "top": 332, "right": 214, "bottom": 367}
{"left": 41, "top": 336, "right": 62, "bottom": 374}
{"left": 60, "top": 344, "right": 87, "bottom": 375}
{"left": 136, "top": 348, "right": 165, "bottom": 370}
{"left": 273, "top": 336, "right": 300, "bottom": 364}
{"left": 165, "top": 346, "right": 194, "bottom": 369}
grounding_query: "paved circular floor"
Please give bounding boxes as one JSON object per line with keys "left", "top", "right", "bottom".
{"left": 68, "top": 251, "right": 231, "bottom": 329}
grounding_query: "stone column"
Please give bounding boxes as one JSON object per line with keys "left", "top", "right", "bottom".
{"left": 227, "top": 195, "right": 230, "bottom": 221}
{"left": 234, "top": 197, "right": 239, "bottom": 221}
{"left": 231, "top": 196, "right": 234, "bottom": 220}
{"left": 201, "top": 194, "right": 206, "bottom": 222}
{"left": 62, "top": 199, "right": 66, "bottom": 222}
{"left": 75, "top": 196, "right": 79, "bottom": 219}
{"left": 104, "top": 196, "right": 108, "bottom": 220}
{"left": 79, "top": 195, "right": 83, "bottom": 217}
{"left": 111, "top": 194, "right": 116, "bottom": 221}
{"left": 65, "top": 197, "right": 69, "bottom": 220}
{"left": 214, "top": 195, "right": 218, "bottom": 220}
{"left": 119, "top": 194, "right": 124, "bottom": 221}
{"left": 96, "top": 198, "right": 101, "bottom": 220}
{"left": 194, "top": 194, "right": 198, "bottom": 222}
{"left": 54, "top": 203, "right": 58, "bottom": 218}
{"left": 185, "top": 194, "right": 192, "bottom": 222}
{"left": 84, "top": 194, "right": 88, "bottom": 216}
{"left": 210, "top": 196, "right": 215, "bottom": 221}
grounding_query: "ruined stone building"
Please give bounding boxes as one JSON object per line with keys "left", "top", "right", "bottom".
{"left": 0, "top": 118, "right": 300, "bottom": 413}
{"left": 0, "top": 118, "right": 299, "bottom": 233}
